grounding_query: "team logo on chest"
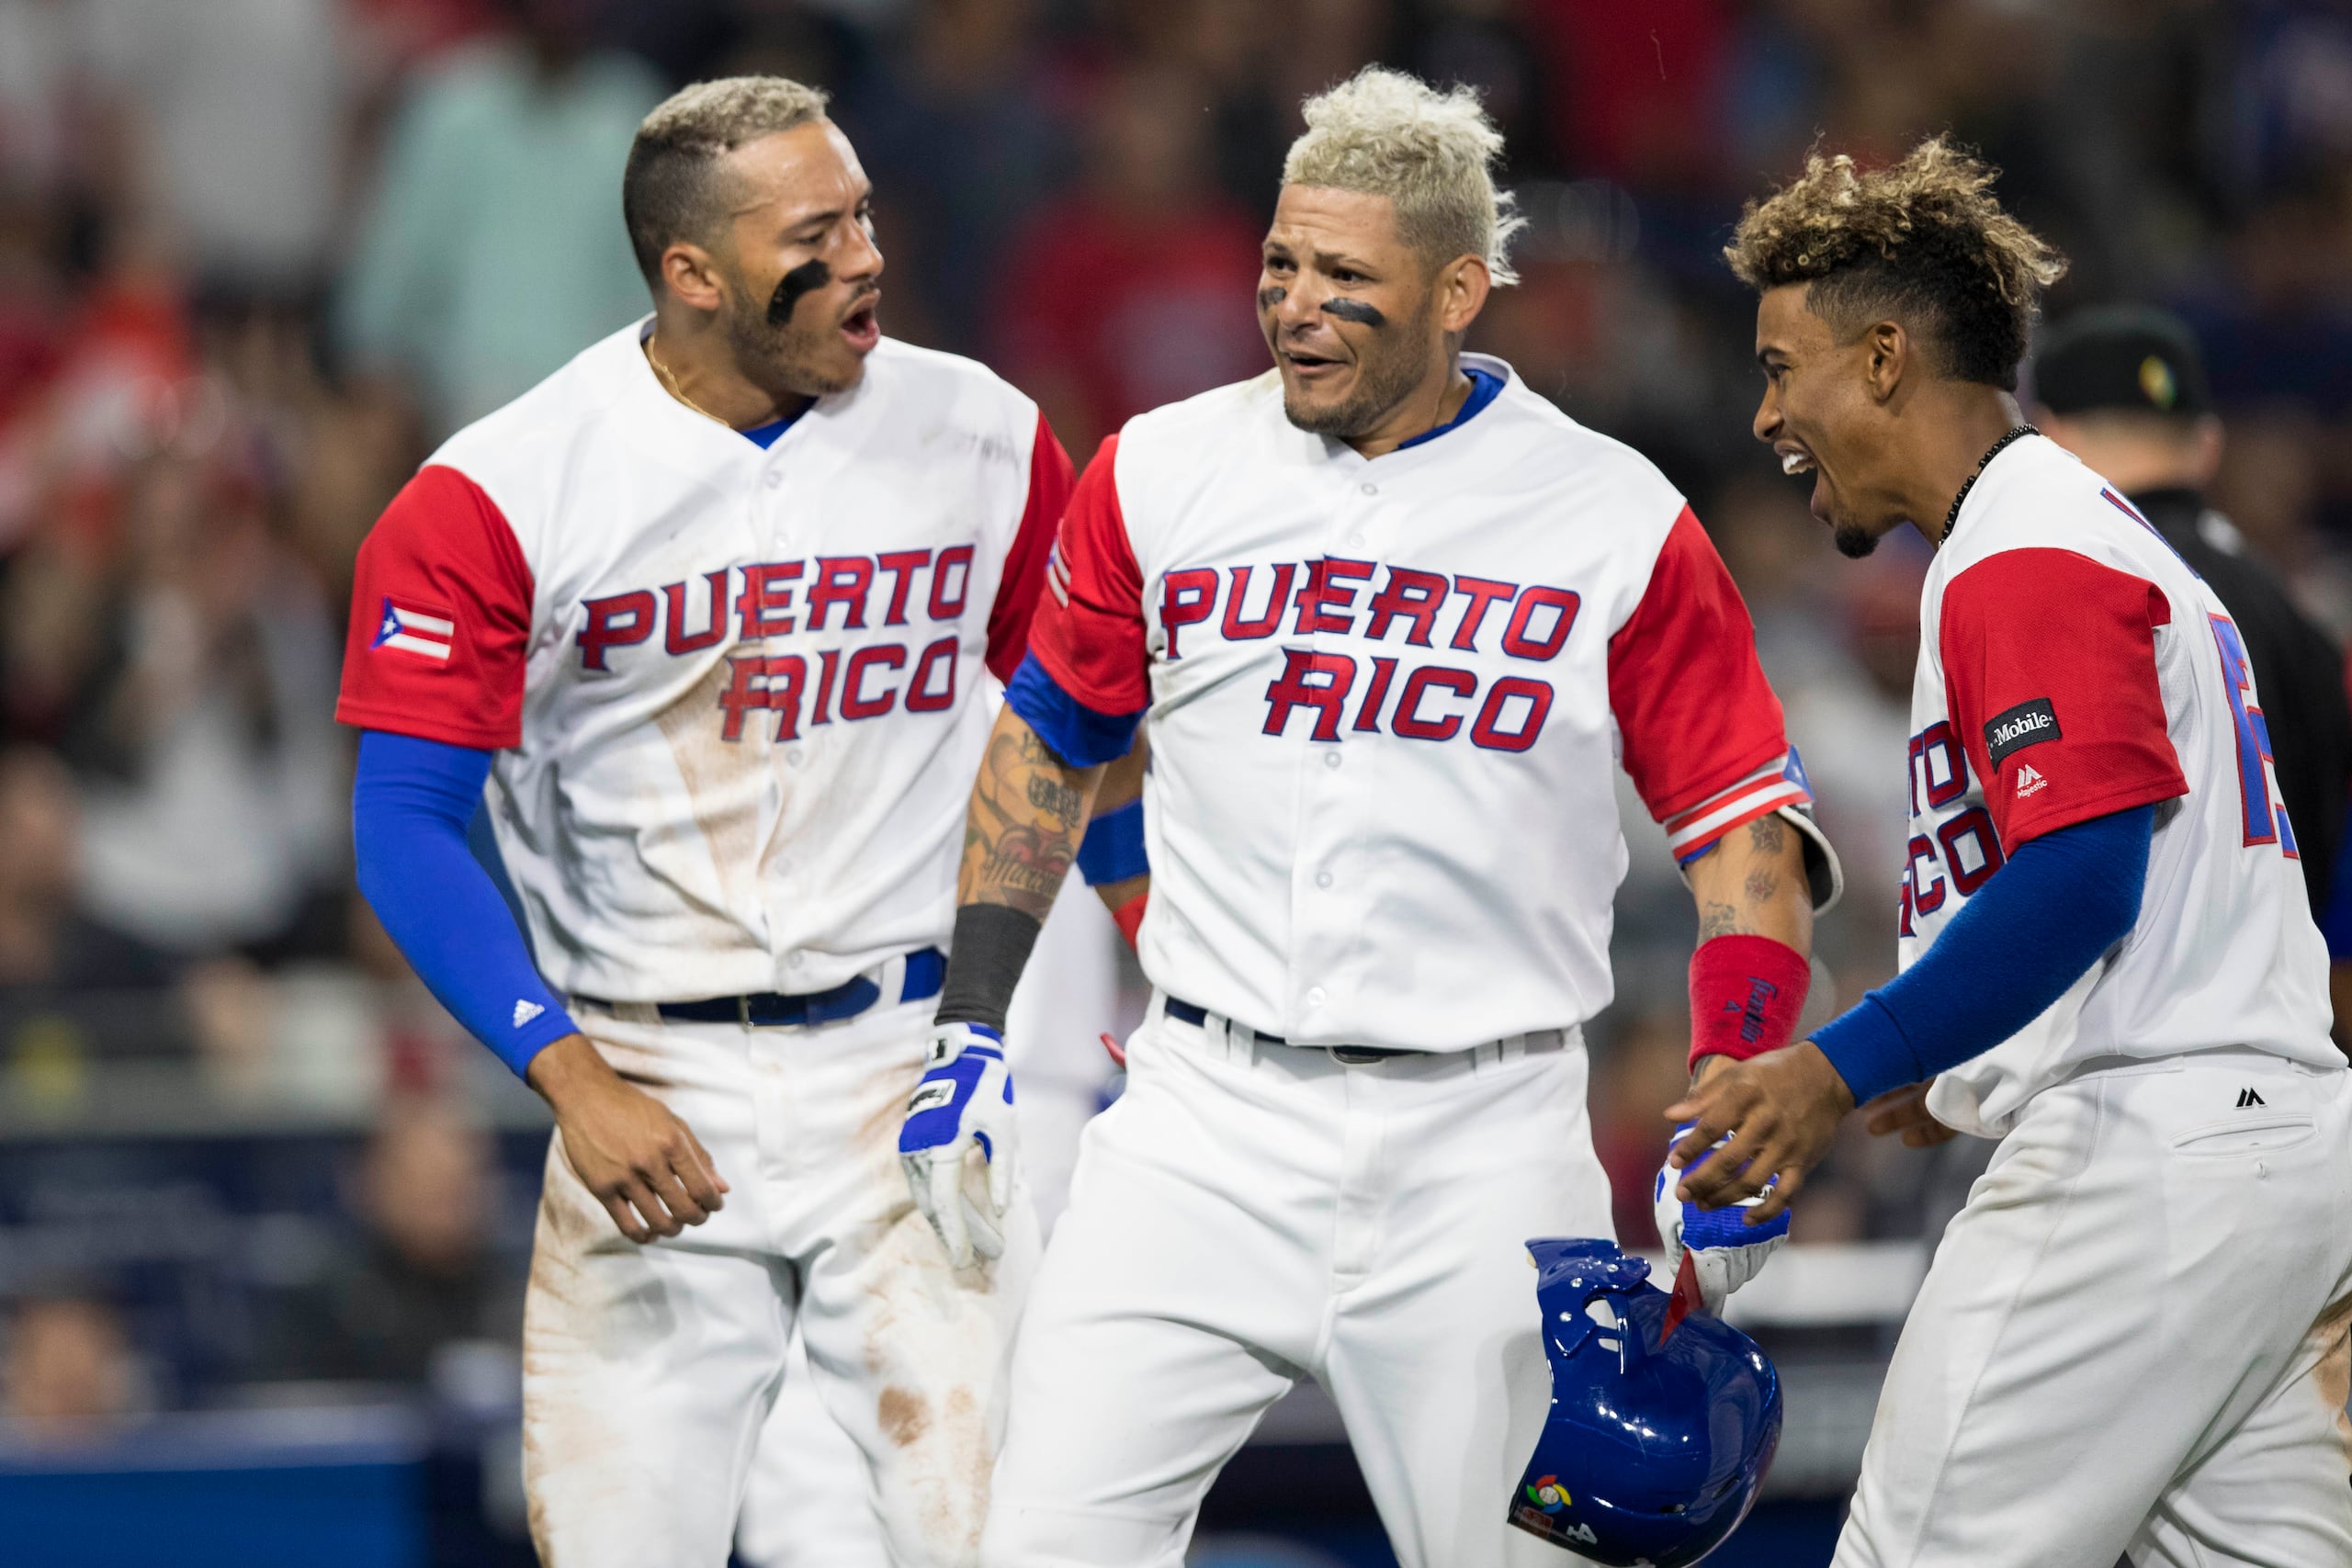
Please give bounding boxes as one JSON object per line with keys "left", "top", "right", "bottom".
{"left": 571, "top": 545, "right": 976, "bottom": 741}
{"left": 1162, "top": 556, "right": 1580, "bottom": 754}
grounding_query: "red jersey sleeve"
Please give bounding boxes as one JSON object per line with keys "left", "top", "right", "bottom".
{"left": 1609, "top": 507, "right": 1801, "bottom": 849}
{"left": 1025, "top": 434, "right": 1150, "bottom": 716}
{"left": 335, "top": 465, "right": 533, "bottom": 750}
{"left": 985, "top": 410, "right": 1076, "bottom": 683}
{"left": 1939, "top": 547, "right": 2186, "bottom": 849}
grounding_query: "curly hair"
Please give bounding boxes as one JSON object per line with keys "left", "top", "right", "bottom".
{"left": 1724, "top": 137, "right": 2067, "bottom": 389}
{"left": 1283, "top": 67, "right": 1526, "bottom": 286}
{"left": 624, "top": 77, "right": 832, "bottom": 287}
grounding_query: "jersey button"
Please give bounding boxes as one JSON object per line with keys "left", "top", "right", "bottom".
{"left": 1359, "top": 481, "right": 1377, "bottom": 496}
{"left": 1315, "top": 870, "right": 1333, "bottom": 889}
{"left": 788, "top": 953, "right": 806, "bottom": 968}
{"left": 786, "top": 747, "right": 805, "bottom": 766}
{"left": 764, "top": 470, "right": 784, "bottom": 490}
{"left": 1323, "top": 751, "right": 1341, "bottom": 770}
{"left": 1306, "top": 987, "right": 1327, "bottom": 1008}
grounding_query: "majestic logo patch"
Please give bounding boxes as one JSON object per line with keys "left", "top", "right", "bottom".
{"left": 1984, "top": 698, "right": 2061, "bottom": 768}
{"left": 2016, "top": 763, "right": 2048, "bottom": 798}
{"left": 2237, "top": 1088, "right": 2266, "bottom": 1109}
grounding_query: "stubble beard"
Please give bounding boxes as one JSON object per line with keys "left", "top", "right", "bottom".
{"left": 1279, "top": 298, "right": 1437, "bottom": 440}
{"left": 723, "top": 275, "right": 862, "bottom": 401}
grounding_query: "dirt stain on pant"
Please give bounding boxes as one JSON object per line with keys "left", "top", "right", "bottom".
{"left": 879, "top": 1385, "right": 931, "bottom": 1448}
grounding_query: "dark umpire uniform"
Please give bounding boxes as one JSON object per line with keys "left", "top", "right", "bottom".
{"left": 2033, "top": 307, "right": 2352, "bottom": 919}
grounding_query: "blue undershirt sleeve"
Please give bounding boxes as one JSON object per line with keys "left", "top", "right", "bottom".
{"left": 353, "top": 729, "right": 578, "bottom": 1077}
{"left": 1004, "top": 650, "right": 1142, "bottom": 768}
{"left": 1812, "top": 804, "right": 2156, "bottom": 1106}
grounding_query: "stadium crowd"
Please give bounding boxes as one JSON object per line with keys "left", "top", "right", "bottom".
{"left": 0, "top": 0, "right": 2347, "bottom": 1465}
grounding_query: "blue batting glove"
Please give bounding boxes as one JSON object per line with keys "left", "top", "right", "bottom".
{"left": 899, "top": 1022, "right": 1018, "bottom": 1268}
{"left": 1654, "top": 1123, "right": 1790, "bottom": 1314}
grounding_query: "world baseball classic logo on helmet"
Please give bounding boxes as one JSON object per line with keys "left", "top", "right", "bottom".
{"left": 1510, "top": 1238, "right": 1781, "bottom": 1566}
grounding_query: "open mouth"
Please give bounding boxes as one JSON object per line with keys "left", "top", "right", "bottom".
{"left": 840, "top": 298, "right": 880, "bottom": 351}
{"left": 1775, "top": 442, "right": 1832, "bottom": 522}
{"left": 1281, "top": 347, "right": 1345, "bottom": 378}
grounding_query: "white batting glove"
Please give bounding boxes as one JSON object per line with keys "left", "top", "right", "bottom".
{"left": 1654, "top": 1123, "right": 1790, "bottom": 1315}
{"left": 899, "top": 1022, "right": 1019, "bottom": 1269}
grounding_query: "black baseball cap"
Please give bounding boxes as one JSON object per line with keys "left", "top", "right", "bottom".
{"left": 2030, "top": 305, "right": 2213, "bottom": 419}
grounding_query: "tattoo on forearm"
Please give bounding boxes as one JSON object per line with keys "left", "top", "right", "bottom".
{"left": 1748, "top": 815, "right": 1786, "bottom": 854}
{"left": 1026, "top": 774, "right": 1084, "bottom": 828}
{"left": 979, "top": 826, "right": 1072, "bottom": 904}
{"left": 962, "top": 725, "right": 1090, "bottom": 921}
{"left": 1745, "top": 867, "right": 1779, "bottom": 904}
{"left": 1700, "top": 900, "right": 1743, "bottom": 940}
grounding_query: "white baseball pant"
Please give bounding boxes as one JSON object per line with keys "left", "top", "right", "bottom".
{"left": 1837, "top": 1047, "right": 2352, "bottom": 1568}
{"left": 980, "top": 993, "right": 1612, "bottom": 1568}
{"left": 733, "top": 883, "right": 1125, "bottom": 1568}
{"left": 521, "top": 994, "right": 1039, "bottom": 1568}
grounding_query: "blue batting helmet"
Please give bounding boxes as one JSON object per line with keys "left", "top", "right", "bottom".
{"left": 1508, "top": 1238, "right": 1781, "bottom": 1565}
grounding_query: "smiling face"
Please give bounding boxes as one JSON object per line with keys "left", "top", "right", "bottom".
{"left": 708, "top": 121, "right": 884, "bottom": 399}
{"left": 1752, "top": 282, "right": 1910, "bottom": 558}
{"left": 1258, "top": 186, "right": 1468, "bottom": 445}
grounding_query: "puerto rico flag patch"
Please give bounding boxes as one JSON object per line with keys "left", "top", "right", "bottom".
{"left": 372, "top": 598, "right": 456, "bottom": 662}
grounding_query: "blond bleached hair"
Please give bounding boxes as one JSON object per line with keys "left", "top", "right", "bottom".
{"left": 624, "top": 76, "right": 833, "bottom": 285}
{"left": 1725, "top": 136, "right": 2068, "bottom": 389}
{"left": 1283, "top": 67, "right": 1525, "bottom": 286}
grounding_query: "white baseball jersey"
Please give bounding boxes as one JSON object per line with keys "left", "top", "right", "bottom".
{"left": 1904, "top": 434, "right": 2335, "bottom": 1138}
{"left": 336, "top": 321, "right": 1071, "bottom": 1001}
{"left": 1013, "top": 355, "right": 1815, "bottom": 1051}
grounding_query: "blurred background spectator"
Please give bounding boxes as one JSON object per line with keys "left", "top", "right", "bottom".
{"left": 1, "top": 1288, "right": 147, "bottom": 1439}
{"left": 0, "top": 2, "right": 2345, "bottom": 1562}
{"left": 258, "top": 1096, "right": 522, "bottom": 1387}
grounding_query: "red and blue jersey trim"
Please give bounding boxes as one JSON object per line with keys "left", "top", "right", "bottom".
{"left": 1005, "top": 649, "right": 1145, "bottom": 767}
{"left": 1668, "top": 748, "right": 1814, "bottom": 863}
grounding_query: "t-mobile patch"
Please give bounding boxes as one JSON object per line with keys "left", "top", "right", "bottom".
{"left": 1984, "top": 698, "right": 2062, "bottom": 767}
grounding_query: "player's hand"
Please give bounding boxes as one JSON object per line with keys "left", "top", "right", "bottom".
{"left": 1860, "top": 1081, "right": 1959, "bottom": 1148}
{"left": 1655, "top": 1122, "right": 1789, "bottom": 1314}
{"left": 900, "top": 1022, "right": 1019, "bottom": 1269}
{"left": 1665, "top": 1040, "right": 1854, "bottom": 1225}
{"left": 527, "top": 1032, "right": 729, "bottom": 1244}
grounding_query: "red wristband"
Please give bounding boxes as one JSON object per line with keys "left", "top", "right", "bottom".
{"left": 1687, "top": 934, "right": 1810, "bottom": 1070}
{"left": 1112, "top": 890, "right": 1148, "bottom": 950}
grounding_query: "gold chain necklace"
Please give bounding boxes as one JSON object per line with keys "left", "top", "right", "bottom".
{"left": 646, "top": 338, "right": 731, "bottom": 428}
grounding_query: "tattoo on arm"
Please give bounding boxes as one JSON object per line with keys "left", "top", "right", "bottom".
{"left": 1025, "top": 774, "right": 1084, "bottom": 828}
{"left": 1687, "top": 808, "right": 1811, "bottom": 950}
{"left": 961, "top": 716, "right": 1099, "bottom": 921}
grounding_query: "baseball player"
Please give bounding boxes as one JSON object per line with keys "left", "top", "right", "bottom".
{"left": 919, "top": 69, "right": 1840, "bottom": 1568}
{"left": 1679, "top": 138, "right": 2352, "bottom": 1567}
{"left": 337, "top": 77, "right": 1084, "bottom": 1567}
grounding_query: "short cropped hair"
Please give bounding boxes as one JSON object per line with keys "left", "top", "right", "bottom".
{"left": 1724, "top": 137, "right": 2067, "bottom": 389}
{"left": 623, "top": 76, "right": 831, "bottom": 288}
{"left": 1283, "top": 67, "right": 1525, "bottom": 287}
